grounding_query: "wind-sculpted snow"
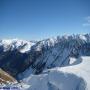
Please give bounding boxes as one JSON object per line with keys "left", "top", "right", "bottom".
{"left": 20, "top": 56, "right": 89, "bottom": 90}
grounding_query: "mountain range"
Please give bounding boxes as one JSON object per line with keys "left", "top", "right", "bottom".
{"left": 0, "top": 34, "right": 90, "bottom": 90}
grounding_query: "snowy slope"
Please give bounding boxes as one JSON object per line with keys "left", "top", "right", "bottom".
{"left": 21, "top": 56, "right": 90, "bottom": 90}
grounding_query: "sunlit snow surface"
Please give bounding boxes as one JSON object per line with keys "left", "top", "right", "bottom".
{"left": 18, "top": 56, "right": 90, "bottom": 90}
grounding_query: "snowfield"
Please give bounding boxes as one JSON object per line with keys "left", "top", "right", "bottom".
{"left": 20, "top": 56, "right": 90, "bottom": 90}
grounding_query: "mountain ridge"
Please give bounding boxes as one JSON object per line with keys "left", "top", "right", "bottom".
{"left": 0, "top": 34, "right": 90, "bottom": 77}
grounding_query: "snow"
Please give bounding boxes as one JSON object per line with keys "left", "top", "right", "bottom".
{"left": 0, "top": 34, "right": 90, "bottom": 90}
{"left": 0, "top": 39, "right": 35, "bottom": 53}
{"left": 19, "top": 42, "right": 35, "bottom": 53}
{"left": 59, "top": 56, "right": 90, "bottom": 90}
{"left": 79, "top": 34, "right": 87, "bottom": 41}
{"left": 0, "top": 34, "right": 88, "bottom": 53}
{"left": 19, "top": 56, "right": 90, "bottom": 90}
{"left": 16, "top": 34, "right": 90, "bottom": 90}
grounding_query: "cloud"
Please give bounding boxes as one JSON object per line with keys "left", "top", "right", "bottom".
{"left": 83, "top": 16, "right": 90, "bottom": 27}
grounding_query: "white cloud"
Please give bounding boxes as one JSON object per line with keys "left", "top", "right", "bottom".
{"left": 83, "top": 16, "right": 90, "bottom": 27}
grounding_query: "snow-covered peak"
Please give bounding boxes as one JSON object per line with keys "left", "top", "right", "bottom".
{"left": 1, "top": 34, "right": 88, "bottom": 53}
{"left": 0, "top": 39, "right": 35, "bottom": 53}
{"left": 32, "top": 34, "right": 89, "bottom": 52}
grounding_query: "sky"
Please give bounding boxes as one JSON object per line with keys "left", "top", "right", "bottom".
{"left": 0, "top": 0, "right": 90, "bottom": 40}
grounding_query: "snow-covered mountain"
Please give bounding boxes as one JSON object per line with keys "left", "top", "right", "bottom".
{"left": 0, "top": 39, "right": 35, "bottom": 53}
{"left": 18, "top": 34, "right": 90, "bottom": 77}
{"left": 0, "top": 34, "right": 90, "bottom": 90}
{"left": 0, "top": 39, "right": 36, "bottom": 76}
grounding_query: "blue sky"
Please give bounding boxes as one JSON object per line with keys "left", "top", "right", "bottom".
{"left": 0, "top": 0, "right": 90, "bottom": 40}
